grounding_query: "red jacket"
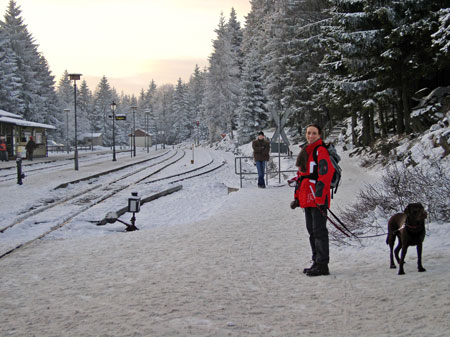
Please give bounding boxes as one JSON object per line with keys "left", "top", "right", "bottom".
{"left": 294, "top": 139, "right": 335, "bottom": 208}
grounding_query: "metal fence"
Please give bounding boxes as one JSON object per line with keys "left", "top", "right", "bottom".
{"left": 234, "top": 155, "right": 297, "bottom": 188}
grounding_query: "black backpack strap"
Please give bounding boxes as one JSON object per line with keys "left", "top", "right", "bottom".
{"left": 312, "top": 144, "right": 326, "bottom": 164}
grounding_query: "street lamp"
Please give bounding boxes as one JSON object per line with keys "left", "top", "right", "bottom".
{"left": 145, "top": 108, "right": 150, "bottom": 153}
{"left": 111, "top": 101, "right": 117, "bottom": 161}
{"left": 68, "top": 73, "right": 81, "bottom": 170}
{"left": 130, "top": 106, "right": 137, "bottom": 157}
{"left": 64, "top": 109, "right": 70, "bottom": 154}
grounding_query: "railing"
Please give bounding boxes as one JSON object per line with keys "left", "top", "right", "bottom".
{"left": 47, "top": 145, "right": 67, "bottom": 153}
{"left": 234, "top": 155, "right": 297, "bottom": 188}
{"left": 46, "top": 145, "right": 95, "bottom": 153}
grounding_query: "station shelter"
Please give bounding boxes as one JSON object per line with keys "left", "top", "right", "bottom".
{"left": 0, "top": 109, "right": 56, "bottom": 159}
{"left": 80, "top": 132, "right": 104, "bottom": 147}
{"left": 128, "top": 129, "right": 152, "bottom": 148}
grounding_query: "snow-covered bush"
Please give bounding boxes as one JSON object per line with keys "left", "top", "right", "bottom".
{"left": 337, "top": 159, "right": 450, "bottom": 243}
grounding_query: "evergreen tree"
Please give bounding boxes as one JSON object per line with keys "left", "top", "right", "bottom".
{"left": 93, "top": 76, "right": 115, "bottom": 146}
{"left": 187, "top": 65, "right": 207, "bottom": 142}
{"left": 237, "top": 48, "right": 268, "bottom": 144}
{"left": 226, "top": 8, "right": 244, "bottom": 135}
{"left": 2, "top": 0, "right": 43, "bottom": 120}
{"left": 0, "top": 22, "right": 23, "bottom": 113}
{"left": 78, "top": 80, "right": 94, "bottom": 138}
{"left": 138, "top": 80, "right": 157, "bottom": 138}
{"left": 35, "top": 54, "right": 61, "bottom": 136}
{"left": 432, "top": 7, "right": 450, "bottom": 69}
{"left": 56, "top": 71, "right": 74, "bottom": 143}
{"left": 172, "top": 78, "right": 191, "bottom": 142}
{"left": 205, "top": 13, "right": 238, "bottom": 142}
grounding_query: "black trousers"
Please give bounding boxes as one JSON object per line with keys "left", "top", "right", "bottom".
{"left": 305, "top": 206, "right": 329, "bottom": 265}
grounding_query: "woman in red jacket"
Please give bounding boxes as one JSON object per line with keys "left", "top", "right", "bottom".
{"left": 294, "top": 124, "right": 335, "bottom": 276}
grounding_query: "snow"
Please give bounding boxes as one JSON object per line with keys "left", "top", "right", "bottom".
{"left": 0, "top": 140, "right": 449, "bottom": 336}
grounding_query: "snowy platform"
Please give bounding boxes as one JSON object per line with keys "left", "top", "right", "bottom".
{"left": 0, "top": 148, "right": 449, "bottom": 336}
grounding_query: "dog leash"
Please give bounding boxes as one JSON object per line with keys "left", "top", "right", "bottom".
{"left": 316, "top": 205, "right": 386, "bottom": 239}
{"left": 306, "top": 186, "right": 386, "bottom": 239}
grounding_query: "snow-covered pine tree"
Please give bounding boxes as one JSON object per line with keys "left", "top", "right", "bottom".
{"left": 377, "top": 0, "right": 448, "bottom": 134}
{"left": 34, "top": 54, "right": 61, "bottom": 136}
{"left": 260, "top": 1, "right": 289, "bottom": 129}
{"left": 226, "top": 8, "right": 244, "bottom": 138}
{"left": 152, "top": 84, "right": 174, "bottom": 146}
{"left": 323, "top": 0, "right": 381, "bottom": 146}
{"left": 2, "top": 0, "right": 46, "bottom": 120}
{"left": 0, "top": 21, "right": 23, "bottom": 114}
{"left": 56, "top": 71, "right": 75, "bottom": 143}
{"left": 432, "top": 7, "right": 450, "bottom": 65}
{"left": 144, "top": 80, "right": 158, "bottom": 139}
{"left": 186, "top": 65, "right": 207, "bottom": 142}
{"left": 172, "top": 78, "right": 191, "bottom": 143}
{"left": 205, "top": 13, "right": 240, "bottom": 142}
{"left": 77, "top": 80, "right": 94, "bottom": 139}
{"left": 237, "top": 47, "right": 268, "bottom": 144}
{"left": 92, "top": 76, "right": 115, "bottom": 146}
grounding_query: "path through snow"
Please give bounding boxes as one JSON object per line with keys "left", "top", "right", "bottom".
{"left": 0, "top": 149, "right": 449, "bottom": 336}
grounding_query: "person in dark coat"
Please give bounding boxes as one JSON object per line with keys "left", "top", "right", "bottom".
{"left": 0, "top": 136, "right": 7, "bottom": 162}
{"left": 25, "top": 136, "right": 36, "bottom": 161}
{"left": 252, "top": 131, "right": 270, "bottom": 188}
{"left": 295, "top": 124, "right": 335, "bottom": 276}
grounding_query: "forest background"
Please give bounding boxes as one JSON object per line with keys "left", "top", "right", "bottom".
{"left": 1, "top": 0, "right": 449, "bottom": 148}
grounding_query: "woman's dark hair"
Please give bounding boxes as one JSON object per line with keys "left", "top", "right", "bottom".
{"left": 296, "top": 147, "right": 308, "bottom": 172}
{"left": 306, "top": 123, "right": 322, "bottom": 135}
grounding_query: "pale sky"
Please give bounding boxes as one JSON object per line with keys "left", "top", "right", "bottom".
{"left": 1, "top": 0, "right": 251, "bottom": 95}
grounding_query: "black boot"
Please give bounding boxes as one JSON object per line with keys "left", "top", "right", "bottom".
{"left": 306, "top": 264, "right": 329, "bottom": 276}
{"left": 303, "top": 262, "right": 317, "bottom": 274}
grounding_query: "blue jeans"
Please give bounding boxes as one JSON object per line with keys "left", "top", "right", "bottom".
{"left": 255, "top": 161, "right": 266, "bottom": 187}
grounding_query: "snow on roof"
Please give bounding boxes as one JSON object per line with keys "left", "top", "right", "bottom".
{"left": 128, "top": 129, "right": 152, "bottom": 137}
{"left": 0, "top": 116, "right": 56, "bottom": 129}
{"left": 0, "top": 109, "right": 23, "bottom": 119}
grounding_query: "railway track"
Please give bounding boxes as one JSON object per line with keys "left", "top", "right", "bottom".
{"left": 0, "top": 148, "right": 227, "bottom": 259}
{"left": 0, "top": 150, "right": 181, "bottom": 235}
{"left": 0, "top": 150, "right": 144, "bottom": 183}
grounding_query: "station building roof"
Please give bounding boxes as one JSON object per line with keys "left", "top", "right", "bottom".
{"left": 0, "top": 109, "right": 56, "bottom": 130}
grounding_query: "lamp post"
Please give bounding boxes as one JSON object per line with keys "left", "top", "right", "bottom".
{"left": 130, "top": 106, "right": 137, "bottom": 157}
{"left": 144, "top": 109, "right": 150, "bottom": 153}
{"left": 64, "top": 109, "right": 70, "bottom": 154}
{"left": 68, "top": 73, "right": 81, "bottom": 170}
{"left": 111, "top": 101, "right": 117, "bottom": 161}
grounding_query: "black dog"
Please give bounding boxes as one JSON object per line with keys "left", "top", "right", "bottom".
{"left": 387, "top": 203, "right": 427, "bottom": 275}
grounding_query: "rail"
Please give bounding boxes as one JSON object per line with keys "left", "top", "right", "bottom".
{"left": 234, "top": 155, "right": 297, "bottom": 188}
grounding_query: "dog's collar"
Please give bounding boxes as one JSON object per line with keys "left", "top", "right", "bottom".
{"left": 405, "top": 217, "right": 424, "bottom": 230}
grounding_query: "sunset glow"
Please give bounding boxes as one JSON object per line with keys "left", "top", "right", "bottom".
{"left": 1, "top": 0, "right": 251, "bottom": 94}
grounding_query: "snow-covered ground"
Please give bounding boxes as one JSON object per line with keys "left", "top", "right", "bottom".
{"left": 0, "top": 142, "right": 449, "bottom": 336}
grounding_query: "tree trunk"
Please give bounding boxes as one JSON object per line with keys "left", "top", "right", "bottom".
{"left": 401, "top": 78, "right": 412, "bottom": 134}
{"left": 378, "top": 104, "right": 387, "bottom": 138}
{"left": 369, "top": 108, "right": 375, "bottom": 144}
{"left": 396, "top": 92, "right": 405, "bottom": 134}
{"left": 362, "top": 109, "right": 370, "bottom": 146}
{"left": 351, "top": 110, "right": 357, "bottom": 146}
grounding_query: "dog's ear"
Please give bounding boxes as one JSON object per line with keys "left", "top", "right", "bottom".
{"left": 404, "top": 204, "right": 411, "bottom": 215}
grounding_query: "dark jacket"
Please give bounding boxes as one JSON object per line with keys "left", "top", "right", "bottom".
{"left": 26, "top": 139, "right": 36, "bottom": 152}
{"left": 252, "top": 138, "right": 270, "bottom": 162}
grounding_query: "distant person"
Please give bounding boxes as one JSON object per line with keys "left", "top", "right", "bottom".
{"left": 292, "top": 124, "right": 335, "bottom": 276}
{"left": 0, "top": 136, "right": 7, "bottom": 162}
{"left": 26, "top": 136, "right": 36, "bottom": 161}
{"left": 252, "top": 131, "right": 270, "bottom": 188}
